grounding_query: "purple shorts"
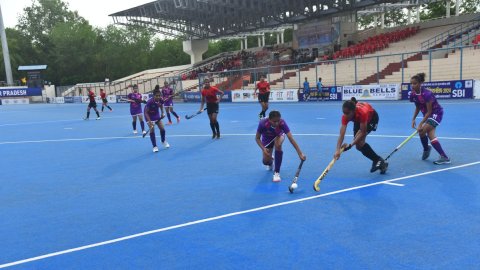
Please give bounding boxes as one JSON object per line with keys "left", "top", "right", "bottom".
{"left": 164, "top": 100, "right": 173, "bottom": 107}
{"left": 130, "top": 107, "right": 143, "bottom": 116}
{"left": 427, "top": 111, "right": 443, "bottom": 127}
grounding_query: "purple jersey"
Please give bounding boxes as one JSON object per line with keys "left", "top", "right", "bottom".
{"left": 257, "top": 118, "right": 290, "bottom": 146}
{"left": 128, "top": 92, "right": 143, "bottom": 115}
{"left": 162, "top": 86, "right": 174, "bottom": 107}
{"left": 144, "top": 98, "right": 163, "bottom": 121}
{"left": 410, "top": 87, "right": 444, "bottom": 122}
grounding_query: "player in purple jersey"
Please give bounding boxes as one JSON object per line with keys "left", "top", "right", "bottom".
{"left": 160, "top": 81, "right": 180, "bottom": 125}
{"left": 255, "top": 110, "right": 306, "bottom": 182}
{"left": 145, "top": 88, "right": 169, "bottom": 153}
{"left": 127, "top": 84, "right": 146, "bottom": 135}
{"left": 410, "top": 73, "right": 450, "bottom": 164}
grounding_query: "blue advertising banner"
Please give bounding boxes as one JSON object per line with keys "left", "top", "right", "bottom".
{"left": 64, "top": 96, "right": 74, "bottom": 103}
{"left": 73, "top": 96, "right": 83, "bottom": 103}
{"left": 117, "top": 95, "right": 128, "bottom": 103}
{"left": 0, "top": 87, "right": 42, "bottom": 97}
{"left": 401, "top": 80, "right": 474, "bottom": 100}
{"left": 301, "top": 86, "right": 342, "bottom": 101}
{"left": 183, "top": 90, "right": 232, "bottom": 102}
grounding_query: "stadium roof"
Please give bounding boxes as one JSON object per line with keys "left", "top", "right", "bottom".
{"left": 109, "top": 0, "right": 396, "bottom": 39}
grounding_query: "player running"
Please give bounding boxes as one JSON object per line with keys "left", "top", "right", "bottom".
{"left": 198, "top": 78, "right": 224, "bottom": 139}
{"left": 127, "top": 84, "right": 146, "bottom": 135}
{"left": 145, "top": 88, "right": 169, "bottom": 153}
{"left": 253, "top": 75, "right": 270, "bottom": 119}
{"left": 161, "top": 81, "right": 180, "bottom": 125}
{"left": 83, "top": 88, "right": 101, "bottom": 120}
{"left": 410, "top": 73, "right": 450, "bottom": 164}
{"left": 100, "top": 89, "right": 113, "bottom": 112}
{"left": 334, "top": 97, "right": 388, "bottom": 174}
{"left": 256, "top": 110, "right": 306, "bottom": 182}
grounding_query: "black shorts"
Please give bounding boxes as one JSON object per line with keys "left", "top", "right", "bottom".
{"left": 102, "top": 98, "right": 108, "bottom": 104}
{"left": 354, "top": 110, "right": 379, "bottom": 136}
{"left": 258, "top": 92, "right": 270, "bottom": 103}
{"left": 206, "top": 102, "right": 219, "bottom": 115}
{"left": 88, "top": 102, "right": 97, "bottom": 108}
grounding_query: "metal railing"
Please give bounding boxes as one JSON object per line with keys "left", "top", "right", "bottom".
{"left": 421, "top": 15, "right": 480, "bottom": 50}
{"left": 197, "top": 44, "right": 478, "bottom": 90}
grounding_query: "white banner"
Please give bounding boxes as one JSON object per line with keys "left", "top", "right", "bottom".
{"left": 54, "top": 97, "right": 65, "bottom": 104}
{"left": 1, "top": 98, "right": 30, "bottom": 105}
{"left": 107, "top": 95, "right": 117, "bottom": 103}
{"left": 232, "top": 89, "right": 299, "bottom": 103}
{"left": 474, "top": 79, "right": 480, "bottom": 99}
{"left": 342, "top": 84, "right": 400, "bottom": 100}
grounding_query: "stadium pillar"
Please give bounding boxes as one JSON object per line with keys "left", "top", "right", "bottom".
{"left": 416, "top": 5, "right": 420, "bottom": 23}
{"left": 455, "top": 0, "right": 459, "bottom": 16}
{"left": 244, "top": 37, "right": 248, "bottom": 49}
{"left": 0, "top": 4, "right": 13, "bottom": 85}
{"left": 183, "top": 39, "right": 209, "bottom": 65}
{"left": 276, "top": 33, "right": 280, "bottom": 44}
{"left": 258, "top": 36, "right": 261, "bottom": 47}
{"left": 281, "top": 31, "right": 284, "bottom": 44}
{"left": 446, "top": 0, "right": 451, "bottom": 18}
{"left": 262, "top": 35, "right": 266, "bottom": 46}
{"left": 381, "top": 12, "right": 385, "bottom": 29}
{"left": 407, "top": 9, "right": 412, "bottom": 24}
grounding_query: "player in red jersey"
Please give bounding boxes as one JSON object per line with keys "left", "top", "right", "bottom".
{"left": 100, "top": 89, "right": 113, "bottom": 112}
{"left": 334, "top": 97, "right": 387, "bottom": 174}
{"left": 253, "top": 75, "right": 271, "bottom": 119}
{"left": 198, "top": 79, "right": 224, "bottom": 139}
{"left": 84, "top": 88, "right": 101, "bottom": 120}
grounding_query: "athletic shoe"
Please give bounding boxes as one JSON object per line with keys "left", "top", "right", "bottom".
{"left": 96, "top": 117, "right": 101, "bottom": 120}
{"left": 167, "top": 121, "right": 173, "bottom": 125}
{"left": 163, "top": 141, "right": 170, "bottom": 148}
{"left": 433, "top": 156, "right": 451, "bottom": 165}
{"left": 153, "top": 146, "right": 159, "bottom": 153}
{"left": 110, "top": 109, "right": 113, "bottom": 112}
{"left": 176, "top": 117, "right": 180, "bottom": 124}
{"left": 273, "top": 172, "right": 281, "bottom": 182}
{"left": 142, "top": 130, "right": 147, "bottom": 135}
{"left": 212, "top": 132, "right": 217, "bottom": 139}
{"left": 422, "top": 145, "right": 432, "bottom": 160}
{"left": 265, "top": 164, "right": 273, "bottom": 171}
{"left": 133, "top": 130, "right": 138, "bottom": 134}
{"left": 216, "top": 133, "right": 221, "bottom": 139}
{"left": 380, "top": 160, "right": 389, "bottom": 174}
{"left": 370, "top": 158, "right": 385, "bottom": 173}
{"left": 83, "top": 117, "right": 89, "bottom": 120}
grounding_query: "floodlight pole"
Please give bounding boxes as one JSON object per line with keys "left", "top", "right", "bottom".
{"left": 0, "top": 4, "right": 13, "bottom": 85}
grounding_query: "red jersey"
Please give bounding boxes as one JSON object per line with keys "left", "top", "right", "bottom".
{"left": 100, "top": 92, "right": 106, "bottom": 99}
{"left": 87, "top": 91, "right": 95, "bottom": 102}
{"left": 202, "top": 86, "right": 221, "bottom": 103}
{"left": 256, "top": 81, "right": 270, "bottom": 94}
{"left": 341, "top": 102, "right": 374, "bottom": 125}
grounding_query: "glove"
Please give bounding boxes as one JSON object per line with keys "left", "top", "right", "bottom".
{"left": 342, "top": 143, "right": 352, "bottom": 152}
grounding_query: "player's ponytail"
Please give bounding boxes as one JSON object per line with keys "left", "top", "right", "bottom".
{"left": 154, "top": 85, "right": 160, "bottom": 91}
{"left": 350, "top": 97, "right": 357, "bottom": 104}
{"left": 411, "top": 73, "right": 426, "bottom": 83}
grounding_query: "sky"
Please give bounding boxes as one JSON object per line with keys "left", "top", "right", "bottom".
{"left": 0, "top": 0, "right": 152, "bottom": 29}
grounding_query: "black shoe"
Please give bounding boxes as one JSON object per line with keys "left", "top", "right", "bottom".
{"left": 422, "top": 145, "right": 432, "bottom": 160}
{"left": 370, "top": 158, "right": 385, "bottom": 173}
{"left": 380, "top": 160, "right": 388, "bottom": 174}
{"left": 216, "top": 133, "right": 220, "bottom": 139}
{"left": 212, "top": 133, "right": 217, "bottom": 139}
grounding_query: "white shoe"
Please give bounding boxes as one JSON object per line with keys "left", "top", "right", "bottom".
{"left": 273, "top": 172, "right": 281, "bottom": 182}
{"left": 133, "top": 130, "right": 138, "bottom": 134}
{"left": 265, "top": 165, "right": 273, "bottom": 171}
{"left": 142, "top": 130, "right": 147, "bottom": 135}
{"left": 163, "top": 141, "right": 170, "bottom": 148}
{"left": 96, "top": 117, "right": 101, "bottom": 120}
{"left": 153, "top": 146, "right": 159, "bottom": 153}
